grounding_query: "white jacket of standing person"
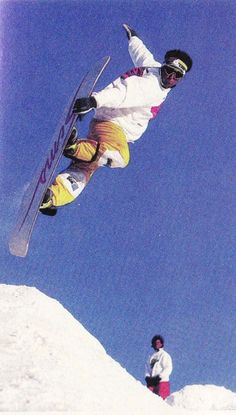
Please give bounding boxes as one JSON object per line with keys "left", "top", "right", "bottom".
{"left": 145, "top": 347, "right": 173, "bottom": 382}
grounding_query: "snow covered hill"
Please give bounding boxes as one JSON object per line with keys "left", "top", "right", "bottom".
{"left": 167, "top": 385, "right": 236, "bottom": 411}
{"left": 0, "top": 284, "right": 235, "bottom": 414}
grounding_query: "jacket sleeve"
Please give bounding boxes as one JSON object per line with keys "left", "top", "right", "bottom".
{"left": 128, "top": 37, "right": 161, "bottom": 68}
{"left": 94, "top": 74, "right": 162, "bottom": 109}
{"left": 159, "top": 353, "right": 173, "bottom": 380}
{"left": 145, "top": 356, "right": 152, "bottom": 377}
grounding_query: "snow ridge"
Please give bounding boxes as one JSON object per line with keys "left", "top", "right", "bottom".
{"left": 167, "top": 385, "right": 236, "bottom": 411}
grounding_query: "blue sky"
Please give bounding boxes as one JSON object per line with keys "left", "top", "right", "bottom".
{"left": 1, "top": 0, "right": 235, "bottom": 392}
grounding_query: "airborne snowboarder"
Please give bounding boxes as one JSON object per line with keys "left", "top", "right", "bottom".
{"left": 40, "top": 24, "right": 192, "bottom": 214}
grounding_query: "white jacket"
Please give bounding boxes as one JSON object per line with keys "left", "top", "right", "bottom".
{"left": 145, "top": 348, "right": 173, "bottom": 382}
{"left": 93, "top": 37, "right": 171, "bottom": 143}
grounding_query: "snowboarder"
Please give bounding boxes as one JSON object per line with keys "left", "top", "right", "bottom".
{"left": 40, "top": 24, "right": 192, "bottom": 213}
{"left": 145, "top": 334, "right": 173, "bottom": 399}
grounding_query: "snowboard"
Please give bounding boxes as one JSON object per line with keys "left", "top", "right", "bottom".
{"left": 9, "top": 56, "right": 110, "bottom": 257}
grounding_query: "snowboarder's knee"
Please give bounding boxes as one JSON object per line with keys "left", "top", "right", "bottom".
{"left": 97, "top": 149, "right": 129, "bottom": 168}
{"left": 50, "top": 171, "right": 88, "bottom": 206}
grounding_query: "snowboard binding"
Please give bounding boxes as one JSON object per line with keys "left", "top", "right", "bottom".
{"left": 63, "top": 127, "right": 78, "bottom": 158}
{"left": 39, "top": 189, "right": 57, "bottom": 216}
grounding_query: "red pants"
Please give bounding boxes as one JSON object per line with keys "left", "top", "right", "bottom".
{"left": 148, "top": 381, "right": 170, "bottom": 400}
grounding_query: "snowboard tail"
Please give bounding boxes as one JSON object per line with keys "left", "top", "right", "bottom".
{"left": 9, "top": 56, "right": 110, "bottom": 257}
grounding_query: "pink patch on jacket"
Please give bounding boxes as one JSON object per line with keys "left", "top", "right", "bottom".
{"left": 120, "top": 67, "right": 145, "bottom": 79}
{"left": 151, "top": 105, "right": 162, "bottom": 118}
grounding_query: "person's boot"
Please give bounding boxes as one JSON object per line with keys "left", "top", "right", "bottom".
{"left": 63, "top": 127, "right": 78, "bottom": 158}
{"left": 39, "top": 189, "right": 57, "bottom": 216}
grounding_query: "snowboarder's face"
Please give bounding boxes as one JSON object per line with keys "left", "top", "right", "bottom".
{"left": 155, "top": 339, "right": 163, "bottom": 349}
{"left": 160, "top": 65, "right": 184, "bottom": 88}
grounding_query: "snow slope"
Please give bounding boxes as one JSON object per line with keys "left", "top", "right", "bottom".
{"left": 167, "top": 385, "right": 236, "bottom": 411}
{"left": 0, "top": 284, "right": 235, "bottom": 414}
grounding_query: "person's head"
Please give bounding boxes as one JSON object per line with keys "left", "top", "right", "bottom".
{"left": 151, "top": 334, "right": 165, "bottom": 350}
{"left": 160, "top": 49, "right": 193, "bottom": 89}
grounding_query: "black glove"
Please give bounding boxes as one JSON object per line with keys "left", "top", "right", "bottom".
{"left": 122, "top": 24, "right": 139, "bottom": 40}
{"left": 145, "top": 375, "right": 161, "bottom": 387}
{"left": 73, "top": 96, "right": 97, "bottom": 115}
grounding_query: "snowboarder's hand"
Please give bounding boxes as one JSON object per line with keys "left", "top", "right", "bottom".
{"left": 73, "top": 96, "right": 97, "bottom": 115}
{"left": 123, "top": 24, "right": 139, "bottom": 40}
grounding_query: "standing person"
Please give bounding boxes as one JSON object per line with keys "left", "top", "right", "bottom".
{"left": 40, "top": 24, "right": 192, "bottom": 213}
{"left": 145, "top": 335, "right": 173, "bottom": 399}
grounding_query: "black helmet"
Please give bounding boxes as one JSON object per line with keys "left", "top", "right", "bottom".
{"left": 164, "top": 49, "right": 193, "bottom": 72}
{"left": 151, "top": 334, "right": 164, "bottom": 349}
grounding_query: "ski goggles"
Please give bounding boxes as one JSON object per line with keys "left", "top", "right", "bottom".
{"left": 163, "top": 64, "right": 185, "bottom": 79}
{"left": 160, "top": 64, "right": 185, "bottom": 88}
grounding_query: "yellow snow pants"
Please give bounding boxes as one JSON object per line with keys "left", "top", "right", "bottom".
{"left": 50, "top": 119, "right": 130, "bottom": 207}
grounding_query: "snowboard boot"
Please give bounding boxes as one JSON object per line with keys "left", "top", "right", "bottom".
{"left": 39, "top": 189, "right": 57, "bottom": 216}
{"left": 63, "top": 127, "right": 78, "bottom": 158}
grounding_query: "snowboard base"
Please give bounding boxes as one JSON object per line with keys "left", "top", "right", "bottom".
{"left": 9, "top": 56, "right": 110, "bottom": 257}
